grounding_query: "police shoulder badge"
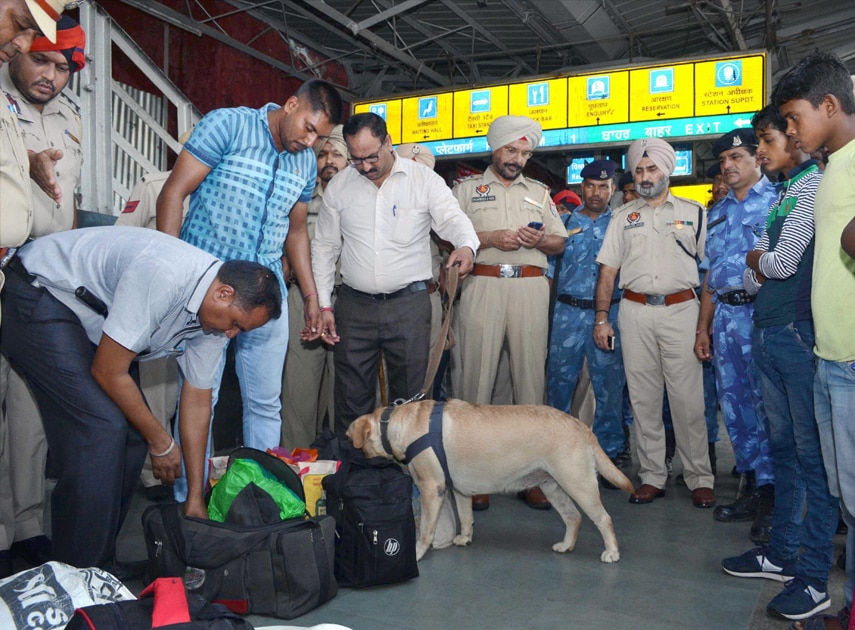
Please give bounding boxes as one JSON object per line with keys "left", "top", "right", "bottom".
{"left": 624, "top": 211, "right": 644, "bottom": 230}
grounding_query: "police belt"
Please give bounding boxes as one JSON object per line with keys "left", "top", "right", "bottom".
{"left": 716, "top": 289, "right": 755, "bottom": 306}
{"left": 341, "top": 280, "right": 430, "bottom": 301}
{"left": 471, "top": 263, "right": 544, "bottom": 279}
{"left": 623, "top": 288, "right": 695, "bottom": 307}
{"left": 557, "top": 295, "right": 620, "bottom": 310}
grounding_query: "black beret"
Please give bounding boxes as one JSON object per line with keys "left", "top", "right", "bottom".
{"left": 580, "top": 159, "right": 616, "bottom": 181}
{"left": 712, "top": 128, "right": 758, "bottom": 158}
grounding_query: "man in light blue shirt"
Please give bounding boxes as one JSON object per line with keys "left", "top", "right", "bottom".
{"left": 158, "top": 80, "right": 342, "bottom": 501}
{"left": 0, "top": 226, "right": 280, "bottom": 573}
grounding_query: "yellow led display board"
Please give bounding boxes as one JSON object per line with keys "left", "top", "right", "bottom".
{"left": 695, "top": 55, "right": 765, "bottom": 116}
{"left": 353, "top": 99, "right": 403, "bottom": 144}
{"left": 568, "top": 71, "right": 630, "bottom": 126}
{"left": 453, "top": 86, "right": 509, "bottom": 138}
{"left": 508, "top": 78, "right": 568, "bottom": 129}
{"left": 629, "top": 63, "right": 695, "bottom": 122}
{"left": 401, "top": 92, "right": 454, "bottom": 143}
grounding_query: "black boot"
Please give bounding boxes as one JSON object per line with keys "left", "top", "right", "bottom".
{"left": 713, "top": 471, "right": 758, "bottom": 522}
{"left": 749, "top": 484, "right": 775, "bottom": 543}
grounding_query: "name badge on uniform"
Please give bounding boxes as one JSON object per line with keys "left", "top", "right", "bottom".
{"left": 666, "top": 220, "right": 694, "bottom": 230}
{"left": 523, "top": 196, "right": 543, "bottom": 209}
{"left": 566, "top": 226, "right": 583, "bottom": 236}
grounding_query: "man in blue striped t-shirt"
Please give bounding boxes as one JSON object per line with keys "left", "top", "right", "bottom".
{"left": 157, "top": 80, "right": 342, "bottom": 502}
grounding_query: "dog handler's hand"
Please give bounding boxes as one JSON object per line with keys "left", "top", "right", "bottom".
{"left": 593, "top": 319, "right": 614, "bottom": 350}
{"left": 150, "top": 434, "right": 182, "bottom": 486}
{"left": 318, "top": 309, "right": 340, "bottom": 346}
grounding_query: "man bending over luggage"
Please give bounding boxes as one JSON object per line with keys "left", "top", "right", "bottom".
{"left": 0, "top": 226, "right": 280, "bottom": 577}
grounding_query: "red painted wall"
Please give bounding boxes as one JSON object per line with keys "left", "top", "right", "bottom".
{"left": 98, "top": 0, "right": 349, "bottom": 115}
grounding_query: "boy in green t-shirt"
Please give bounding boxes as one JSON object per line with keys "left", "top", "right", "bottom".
{"left": 772, "top": 51, "right": 855, "bottom": 630}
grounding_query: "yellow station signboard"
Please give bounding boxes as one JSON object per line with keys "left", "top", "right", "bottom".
{"left": 401, "top": 92, "right": 454, "bottom": 143}
{"left": 629, "top": 63, "right": 695, "bottom": 122}
{"left": 453, "top": 86, "right": 509, "bottom": 138}
{"left": 353, "top": 99, "right": 403, "bottom": 144}
{"left": 695, "top": 55, "right": 765, "bottom": 116}
{"left": 568, "top": 71, "right": 630, "bottom": 127}
{"left": 508, "top": 78, "right": 568, "bottom": 129}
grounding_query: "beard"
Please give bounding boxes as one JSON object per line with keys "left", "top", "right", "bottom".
{"left": 638, "top": 175, "right": 669, "bottom": 199}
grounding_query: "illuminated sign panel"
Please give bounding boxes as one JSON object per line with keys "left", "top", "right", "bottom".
{"left": 509, "top": 79, "right": 568, "bottom": 129}
{"left": 354, "top": 52, "right": 766, "bottom": 157}
{"left": 353, "top": 99, "right": 403, "bottom": 144}
{"left": 695, "top": 56, "right": 765, "bottom": 116}
{"left": 629, "top": 63, "right": 695, "bottom": 122}
{"left": 568, "top": 72, "right": 629, "bottom": 126}
{"left": 453, "top": 86, "right": 508, "bottom": 138}
{"left": 401, "top": 93, "right": 453, "bottom": 143}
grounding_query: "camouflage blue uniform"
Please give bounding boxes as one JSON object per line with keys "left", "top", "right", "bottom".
{"left": 705, "top": 176, "right": 778, "bottom": 486}
{"left": 547, "top": 207, "right": 625, "bottom": 457}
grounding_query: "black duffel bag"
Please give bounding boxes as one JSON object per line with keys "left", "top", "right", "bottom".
{"left": 143, "top": 447, "right": 337, "bottom": 620}
{"left": 322, "top": 457, "right": 418, "bottom": 588}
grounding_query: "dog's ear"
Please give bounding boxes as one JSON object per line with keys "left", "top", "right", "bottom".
{"left": 350, "top": 418, "right": 370, "bottom": 449}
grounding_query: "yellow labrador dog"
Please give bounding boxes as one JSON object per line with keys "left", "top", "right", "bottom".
{"left": 347, "top": 399, "right": 634, "bottom": 563}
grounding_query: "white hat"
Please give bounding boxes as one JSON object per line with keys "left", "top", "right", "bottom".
{"left": 24, "top": 0, "right": 66, "bottom": 44}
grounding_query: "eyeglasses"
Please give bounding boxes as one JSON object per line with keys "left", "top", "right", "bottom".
{"left": 501, "top": 146, "right": 533, "bottom": 160}
{"left": 348, "top": 146, "right": 384, "bottom": 166}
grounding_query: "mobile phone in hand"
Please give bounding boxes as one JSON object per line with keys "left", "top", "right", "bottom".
{"left": 527, "top": 221, "right": 543, "bottom": 230}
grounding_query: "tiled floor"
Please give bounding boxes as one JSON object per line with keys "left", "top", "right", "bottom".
{"left": 105, "top": 434, "right": 806, "bottom": 630}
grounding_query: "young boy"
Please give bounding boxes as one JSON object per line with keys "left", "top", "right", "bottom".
{"left": 771, "top": 51, "right": 855, "bottom": 630}
{"left": 721, "top": 103, "right": 838, "bottom": 623}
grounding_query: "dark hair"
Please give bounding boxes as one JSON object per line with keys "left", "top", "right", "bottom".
{"left": 342, "top": 112, "right": 387, "bottom": 141}
{"left": 216, "top": 260, "right": 282, "bottom": 319}
{"left": 771, "top": 52, "right": 855, "bottom": 114}
{"left": 751, "top": 104, "right": 787, "bottom": 134}
{"left": 295, "top": 79, "right": 343, "bottom": 125}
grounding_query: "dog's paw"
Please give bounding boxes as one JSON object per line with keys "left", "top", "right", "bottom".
{"left": 452, "top": 534, "right": 472, "bottom": 547}
{"left": 600, "top": 549, "right": 620, "bottom": 563}
{"left": 552, "top": 541, "right": 575, "bottom": 553}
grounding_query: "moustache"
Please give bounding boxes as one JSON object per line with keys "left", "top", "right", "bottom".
{"left": 34, "top": 80, "right": 55, "bottom": 91}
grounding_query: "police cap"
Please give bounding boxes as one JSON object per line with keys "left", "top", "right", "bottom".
{"left": 580, "top": 159, "right": 616, "bottom": 181}
{"left": 712, "top": 128, "right": 758, "bottom": 158}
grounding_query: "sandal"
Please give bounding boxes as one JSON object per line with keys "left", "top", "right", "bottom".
{"left": 790, "top": 606, "right": 850, "bottom": 630}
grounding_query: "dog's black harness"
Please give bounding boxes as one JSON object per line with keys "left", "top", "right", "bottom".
{"left": 379, "top": 400, "right": 453, "bottom": 489}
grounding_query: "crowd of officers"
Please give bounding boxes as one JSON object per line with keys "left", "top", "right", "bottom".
{"left": 1, "top": 4, "right": 855, "bottom": 628}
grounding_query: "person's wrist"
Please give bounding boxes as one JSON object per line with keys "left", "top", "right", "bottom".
{"left": 302, "top": 291, "right": 318, "bottom": 302}
{"left": 320, "top": 305, "right": 333, "bottom": 312}
{"left": 594, "top": 320, "right": 609, "bottom": 326}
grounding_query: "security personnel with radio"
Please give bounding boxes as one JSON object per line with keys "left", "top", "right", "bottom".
{"left": 547, "top": 160, "right": 625, "bottom": 465}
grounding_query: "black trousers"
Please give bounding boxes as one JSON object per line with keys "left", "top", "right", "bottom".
{"left": 332, "top": 285, "right": 431, "bottom": 437}
{"left": 1, "top": 271, "right": 147, "bottom": 570}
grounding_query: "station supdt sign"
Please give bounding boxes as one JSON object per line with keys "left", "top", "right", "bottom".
{"left": 353, "top": 52, "right": 766, "bottom": 156}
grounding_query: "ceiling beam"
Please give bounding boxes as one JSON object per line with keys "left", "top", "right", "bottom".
{"left": 349, "top": 0, "right": 433, "bottom": 34}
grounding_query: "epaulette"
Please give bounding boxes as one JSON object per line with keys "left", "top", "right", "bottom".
{"left": 58, "top": 91, "right": 81, "bottom": 115}
{"left": 526, "top": 177, "right": 549, "bottom": 191}
{"left": 453, "top": 174, "right": 482, "bottom": 187}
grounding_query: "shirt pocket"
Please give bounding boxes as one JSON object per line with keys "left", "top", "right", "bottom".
{"left": 390, "top": 207, "right": 424, "bottom": 246}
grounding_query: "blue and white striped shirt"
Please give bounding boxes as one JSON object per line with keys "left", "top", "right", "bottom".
{"left": 180, "top": 103, "right": 316, "bottom": 290}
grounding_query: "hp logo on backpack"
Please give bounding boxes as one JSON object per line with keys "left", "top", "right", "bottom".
{"left": 384, "top": 538, "right": 401, "bottom": 556}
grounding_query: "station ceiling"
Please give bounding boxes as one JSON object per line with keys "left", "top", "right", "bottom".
{"left": 129, "top": 0, "right": 855, "bottom": 99}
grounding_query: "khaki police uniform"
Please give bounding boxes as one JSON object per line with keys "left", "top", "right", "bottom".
{"left": 596, "top": 193, "right": 713, "bottom": 490}
{"left": 453, "top": 168, "right": 564, "bottom": 405}
{"left": 116, "top": 171, "right": 171, "bottom": 229}
{"left": 280, "top": 184, "right": 336, "bottom": 449}
{"left": 0, "top": 68, "right": 83, "bottom": 548}
{"left": 0, "top": 78, "right": 33, "bottom": 554}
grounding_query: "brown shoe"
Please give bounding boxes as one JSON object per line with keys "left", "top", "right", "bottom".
{"left": 519, "top": 487, "right": 551, "bottom": 510}
{"left": 472, "top": 494, "right": 490, "bottom": 511}
{"left": 628, "top": 484, "right": 665, "bottom": 504}
{"left": 692, "top": 487, "right": 716, "bottom": 508}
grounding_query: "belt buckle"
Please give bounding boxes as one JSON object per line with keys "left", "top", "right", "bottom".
{"left": 646, "top": 294, "right": 666, "bottom": 306}
{"left": 499, "top": 264, "right": 520, "bottom": 278}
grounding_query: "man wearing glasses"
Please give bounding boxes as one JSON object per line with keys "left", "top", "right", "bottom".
{"left": 451, "top": 115, "right": 566, "bottom": 510}
{"left": 311, "top": 112, "right": 478, "bottom": 438}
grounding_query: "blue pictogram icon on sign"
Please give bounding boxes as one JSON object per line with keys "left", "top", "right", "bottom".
{"left": 419, "top": 97, "right": 437, "bottom": 119}
{"left": 369, "top": 104, "right": 387, "bottom": 120}
{"left": 528, "top": 83, "right": 549, "bottom": 107}
{"left": 650, "top": 69, "right": 674, "bottom": 94}
{"left": 587, "top": 77, "right": 609, "bottom": 100}
{"left": 715, "top": 61, "right": 742, "bottom": 88}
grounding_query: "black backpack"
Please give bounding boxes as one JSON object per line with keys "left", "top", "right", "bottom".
{"left": 67, "top": 577, "right": 252, "bottom": 629}
{"left": 322, "top": 457, "right": 419, "bottom": 588}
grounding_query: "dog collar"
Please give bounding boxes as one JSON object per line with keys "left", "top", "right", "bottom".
{"left": 379, "top": 405, "right": 396, "bottom": 459}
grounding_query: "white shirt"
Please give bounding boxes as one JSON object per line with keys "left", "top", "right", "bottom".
{"left": 312, "top": 153, "right": 478, "bottom": 304}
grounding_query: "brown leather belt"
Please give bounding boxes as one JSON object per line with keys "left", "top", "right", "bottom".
{"left": 428, "top": 281, "right": 439, "bottom": 294}
{"left": 623, "top": 288, "right": 696, "bottom": 307}
{"left": 471, "top": 263, "right": 544, "bottom": 279}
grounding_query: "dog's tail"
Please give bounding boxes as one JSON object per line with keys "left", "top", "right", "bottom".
{"left": 592, "top": 439, "right": 634, "bottom": 494}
